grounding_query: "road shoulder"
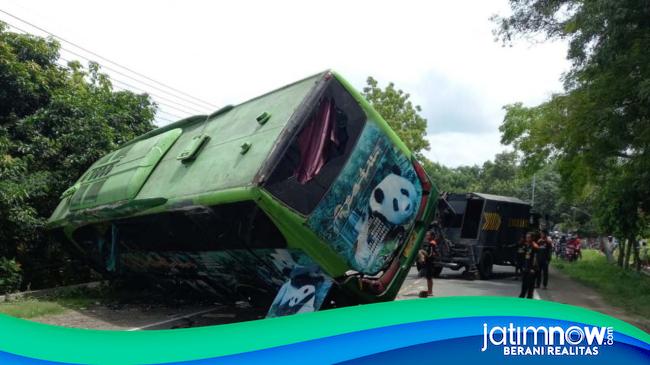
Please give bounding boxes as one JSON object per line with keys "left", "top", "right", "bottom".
{"left": 537, "top": 265, "right": 650, "bottom": 332}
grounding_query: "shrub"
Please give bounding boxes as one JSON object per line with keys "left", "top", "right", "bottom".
{"left": 0, "top": 257, "right": 22, "bottom": 294}
{"left": 640, "top": 245, "right": 650, "bottom": 266}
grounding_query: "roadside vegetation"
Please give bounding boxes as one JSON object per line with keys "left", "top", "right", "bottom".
{"left": 0, "top": 295, "right": 97, "bottom": 319}
{"left": 553, "top": 250, "right": 650, "bottom": 319}
{"left": 0, "top": 22, "right": 156, "bottom": 293}
{"left": 0, "top": 20, "right": 569, "bottom": 295}
{"left": 1, "top": 1, "right": 648, "bottom": 305}
{"left": 493, "top": 0, "right": 650, "bottom": 273}
{"left": 0, "top": 299, "right": 69, "bottom": 319}
{"left": 0, "top": 281, "right": 217, "bottom": 319}
{"left": 0, "top": 285, "right": 110, "bottom": 319}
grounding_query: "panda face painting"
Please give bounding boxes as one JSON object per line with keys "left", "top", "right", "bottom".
{"left": 369, "top": 174, "right": 417, "bottom": 225}
{"left": 354, "top": 173, "right": 419, "bottom": 272}
{"left": 271, "top": 280, "right": 317, "bottom": 317}
{"left": 287, "top": 284, "right": 316, "bottom": 308}
{"left": 267, "top": 265, "right": 331, "bottom": 317}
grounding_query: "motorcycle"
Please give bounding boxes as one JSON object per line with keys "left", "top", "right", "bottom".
{"left": 565, "top": 240, "right": 581, "bottom": 262}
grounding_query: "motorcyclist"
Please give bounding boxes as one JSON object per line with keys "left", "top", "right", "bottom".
{"left": 558, "top": 235, "right": 567, "bottom": 259}
{"left": 566, "top": 234, "right": 581, "bottom": 261}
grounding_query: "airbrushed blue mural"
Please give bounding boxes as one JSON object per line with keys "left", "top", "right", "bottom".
{"left": 267, "top": 260, "right": 332, "bottom": 318}
{"left": 119, "top": 249, "right": 332, "bottom": 318}
{"left": 307, "top": 122, "right": 423, "bottom": 274}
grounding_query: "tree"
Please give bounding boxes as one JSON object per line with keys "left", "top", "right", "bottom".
{"left": 0, "top": 23, "right": 156, "bottom": 290}
{"left": 473, "top": 151, "right": 521, "bottom": 197}
{"left": 359, "top": 75, "right": 570, "bottom": 230}
{"left": 362, "top": 77, "right": 430, "bottom": 157}
{"left": 494, "top": 1, "right": 650, "bottom": 269}
{"left": 421, "top": 159, "right": 481, "bottom": 193}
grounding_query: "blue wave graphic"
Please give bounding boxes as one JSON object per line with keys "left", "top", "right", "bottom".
{"left": 1, "top": 316, "right": 647, "bottom": 364}
{"left": 340, "top": 335, "right": 650, "bottom": 365}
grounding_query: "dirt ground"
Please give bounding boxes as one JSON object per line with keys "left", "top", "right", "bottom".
{"left": 33, "top": 301, "right": 265, "bottom": 330}
{"left": 24, "top": 265, "right": 650, "bottom": 332}
{"left": 535, "top": 266, "right": 650, "bottom": 332}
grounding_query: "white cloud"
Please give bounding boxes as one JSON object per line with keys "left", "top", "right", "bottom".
{"left": 424, "top": 132, "right": 510, "bottom": 167}
{"left": 0, "top": 0, "right": 570, "bottom": 166}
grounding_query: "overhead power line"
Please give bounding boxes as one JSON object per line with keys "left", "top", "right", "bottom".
{"left": 110, "top": 79, "right": 203, "bottom": 115}
{"left": 154, "top": 115, "right": 176, "bottom": 125}
{"left": 0, "top": 9, "right": 218, "bottom": 109}
{"left": 54, "top": 58, "right": 193, "bottom": 120}
{"left": 56, "top": 57, "right": 194, "bottom": 119}
{"left": 55, "top": 55, "right": 204, "bottom": 115}
{"left": 156, "top": 109, "right": 185, "bottom": 121}
{"left": 58, "top": 47, "right": 209, "bottom": 113}
{"left": 7, "top": 23, "right": 186, "bottom": 123}
{"left": 3, "top": 19, "right": 208, "bottom": 115}
{"left": 3, "top": 21, "right": 198, "bottom": 122}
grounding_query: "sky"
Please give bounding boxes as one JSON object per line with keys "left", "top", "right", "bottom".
{"left": 0, "top": 0, "right": 570, "bottom": 167}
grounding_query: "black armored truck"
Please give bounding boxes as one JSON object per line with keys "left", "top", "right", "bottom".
{"left": 427, "top": 192, "right": 533, "bottom": 279}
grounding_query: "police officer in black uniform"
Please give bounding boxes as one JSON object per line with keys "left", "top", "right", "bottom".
{"left": 515, "top": 235, "right": 526, "bottom": 280}
{"left": 519, "top": 232, "right": 539, "bottom": 299}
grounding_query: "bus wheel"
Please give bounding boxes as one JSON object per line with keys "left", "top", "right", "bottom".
{"left": 478, "top": 252, "right": 494, "bottom": 280}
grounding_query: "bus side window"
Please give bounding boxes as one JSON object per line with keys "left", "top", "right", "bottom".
{"left": 265, "top": 79, "right": 365, "bottom": 215}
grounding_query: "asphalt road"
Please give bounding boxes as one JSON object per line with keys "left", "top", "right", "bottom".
{"left": 396, "top": 264, "right": 539, "bottom": 300}
{"left": 32, "top": 263, "right": 650, "bottom": 331}
{"left": 396, "top": 263, "right": 650, "bottom": 332}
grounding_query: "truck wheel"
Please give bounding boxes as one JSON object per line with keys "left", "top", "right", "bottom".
{"left": 433, "top": 267, "right": 443, "bottom": 278}
{"left": 478, "top": 252, "right": 494, "bottom": 280}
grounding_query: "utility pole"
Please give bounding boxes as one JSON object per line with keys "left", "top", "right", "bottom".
{"left": 531, "top": 174, "right": 536, "bottom": 207}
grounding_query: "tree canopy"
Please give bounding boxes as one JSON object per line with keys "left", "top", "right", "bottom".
{"left": 0, "top": 23, "right": 156, "bottom": 289}
{"left": 362, "top": 76, "right": 430, "bottom": 157}
{"left": 494, "top": 0, "right": 650, "bottom": 269}
{"left": 362, "top": 75, "right": 565, "bottom": 226}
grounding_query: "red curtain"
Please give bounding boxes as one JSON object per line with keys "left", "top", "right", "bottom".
{"left": 295, "top": 99, "right": 339, "bottom": 184}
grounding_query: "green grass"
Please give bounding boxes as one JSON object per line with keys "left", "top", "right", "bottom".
{"left": 0, "top": 299, "right": 67, "bottom": 319}
{"left": 0, "top": 286, "right": 104, "bottom": 319}
{"left": 553, "top": 249, "right": 650, "bottom": 319}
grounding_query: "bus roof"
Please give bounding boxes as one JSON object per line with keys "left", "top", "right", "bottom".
{"left": 48, "top": 71, "right": 329, "bottom": 226}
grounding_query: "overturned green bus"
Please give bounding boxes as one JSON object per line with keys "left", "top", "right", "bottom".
{"left": 47, "top": 71, "right": 437, "bottom": 317}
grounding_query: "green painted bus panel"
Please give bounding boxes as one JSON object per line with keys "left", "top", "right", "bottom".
{"left": 46, "top": 70, "right": 438, "bottom": 314}
{"left": 256, "top": 190, "right": 350, "bottom": 277}
{"left": 201, "top": 80, "right": 314, "bottom": 144}
{"left": 173, "top": 186, "right": 259, "bottom": 210}
{"left": 177, "top": 134, "right": 210, "bottom": 162}
{"left": 53, "top": 187, "right": 257, "bottom": 234}
{"left": 133, "top": 74, "right": 322, "bottom": 201}
{"left": 138, "top": 126, "right": 286, "bottom": 199}
{"left": 68, "top": 128, "right": 182, "bottom": 211}
{"left": 48, "top": 72, "right": 324, "bottom": 226}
